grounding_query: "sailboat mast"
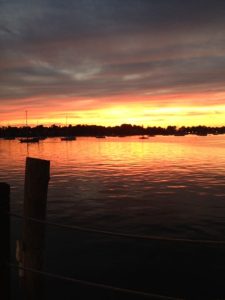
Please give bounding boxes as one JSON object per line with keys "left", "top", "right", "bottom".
{"left": 25, "top": 110, "right": 28, "bottom": 127}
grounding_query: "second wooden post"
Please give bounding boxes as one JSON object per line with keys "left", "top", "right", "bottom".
{"left": 0, "top": 183, "right": 10, "bottom": 300}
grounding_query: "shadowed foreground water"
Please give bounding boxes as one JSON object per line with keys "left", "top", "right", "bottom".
{"left": 1, "top": 135, "right": 225, "bottom": 299}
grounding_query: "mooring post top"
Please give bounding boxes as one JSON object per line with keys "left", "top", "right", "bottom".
{"left": 25, "top": 157, "right": 50, "bottom": 181}
{"left": 0, "top": 182, "right": 10, "bottom": 192}
{"left": 26, "top": 157, "right": 50, "bottom": 166}
{"left": 0, "top": 182, "right": 10, "bottom": 188}
{"left": 0, "top": 183, "right": 10, "bottom": 208}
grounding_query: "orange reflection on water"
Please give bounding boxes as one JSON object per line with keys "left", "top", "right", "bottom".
{"left": 1, "top": 135, "right": 223, "bottom": 176}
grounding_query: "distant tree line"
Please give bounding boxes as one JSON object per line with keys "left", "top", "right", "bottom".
{"left": 0, "top": 124, "right": 225, "bottom": 138}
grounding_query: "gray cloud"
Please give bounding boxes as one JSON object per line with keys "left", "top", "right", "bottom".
{"left": 1, "top": 0, "right": 225, "bottom": 110}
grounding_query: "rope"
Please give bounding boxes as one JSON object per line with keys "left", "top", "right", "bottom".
{"left": 8, "top": 263, "right": 183, "bottom": 300}
{"left": 8, "top": 212, "right": 225, "bottom": 246}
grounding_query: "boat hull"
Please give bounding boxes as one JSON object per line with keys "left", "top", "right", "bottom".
{"left": 19, "top": 138, "right": 40, "bottom": 143}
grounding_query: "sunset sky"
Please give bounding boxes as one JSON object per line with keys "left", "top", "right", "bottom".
{"left": 1, "top": 0, "right": 225, "bottom": 127}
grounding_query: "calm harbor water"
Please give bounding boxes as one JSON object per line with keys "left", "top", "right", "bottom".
{"left": 1, "top": 135, "right": 225, "bottom": 299}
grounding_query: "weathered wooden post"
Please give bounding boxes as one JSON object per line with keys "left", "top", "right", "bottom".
{"left": 22, "top": 157, "right": 50, "bottom": 300}
{"left": 0, "top": 182, "right": 10, "bottom": 300}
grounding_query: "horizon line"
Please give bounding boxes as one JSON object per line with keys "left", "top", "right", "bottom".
{"left": 1, "top": 123, "right": 225, "bottom": 129}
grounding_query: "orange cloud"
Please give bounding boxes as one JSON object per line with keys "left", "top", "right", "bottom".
{"left": 1, "top": 90, "right": 225, "bottom": 127}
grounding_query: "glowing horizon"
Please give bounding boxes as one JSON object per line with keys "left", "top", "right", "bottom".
{"left": 1, "top": 90, "right": 225, "bottom": 128}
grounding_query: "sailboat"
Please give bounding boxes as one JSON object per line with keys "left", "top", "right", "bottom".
{"left": 61, "top": 136, "right": 76, "bottom": 141}
{"left": 20, "top": 136, "right": 39, "bottom": 143}
{"left": 61, "top": 115, "right": 76, "bottom": 141}
{"left": 19, "top": 111, "right": 40, "bottom": 143}
{"left": 139, "top": 135, "right": 148, "bottom": 139}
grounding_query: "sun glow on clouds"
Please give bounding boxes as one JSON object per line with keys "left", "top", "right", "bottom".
{"left": 1, "top": 89, "right": 225, "bottom": 127}
{"left": 78, "top": 104, "right": 225, "bottom": 127}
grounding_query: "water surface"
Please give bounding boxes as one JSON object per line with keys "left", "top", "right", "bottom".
{"left": 1, "top": 135, "right": 225, "bottom": 299}
{"left": 1, "top": 135, "right": 224, "bottom": 239}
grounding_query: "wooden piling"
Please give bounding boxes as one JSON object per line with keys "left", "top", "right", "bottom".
{"left": 0, "top": 182, "right": 10, "bottom": 300}
{"left": 22, "top": 157, "right": 50, "bottom": 300}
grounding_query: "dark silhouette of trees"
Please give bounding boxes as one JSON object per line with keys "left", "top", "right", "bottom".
{"left": 0, "top": 124, "right": 225, "bottom": 138}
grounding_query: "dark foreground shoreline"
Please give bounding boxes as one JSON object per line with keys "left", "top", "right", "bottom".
{"left": 10, "top": 217, "right": 225, "bottom": 300}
